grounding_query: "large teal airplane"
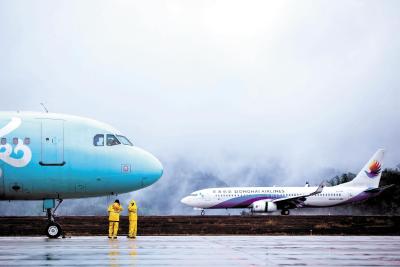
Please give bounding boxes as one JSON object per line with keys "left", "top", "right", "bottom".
{"left": 0, "top": 111, "right": 163, "bottom": 238}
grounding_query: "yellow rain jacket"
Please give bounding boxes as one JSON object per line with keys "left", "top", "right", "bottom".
{"left": 128, "top": 200, "right": 138, "bottom": 238}
{"left": 128, "top": 200, "right": 138, "bottom": 221}
{"left": 108, "top": 202, "right": 123, "bottom": 222}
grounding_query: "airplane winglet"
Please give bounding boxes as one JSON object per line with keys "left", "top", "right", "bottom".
{"left": 312, "top": 182, "right": 324, "bottom": 195}
{"left": 273, "top": 182, "right": 325, "bottom": 204}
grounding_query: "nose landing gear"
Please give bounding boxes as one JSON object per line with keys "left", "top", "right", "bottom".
{"left": 43, "top": 199, "right": 64, "bottom": 238}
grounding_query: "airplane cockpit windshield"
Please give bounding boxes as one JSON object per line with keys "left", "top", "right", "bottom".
{"left": 106, "top": 134, "right": 121, "bottom": 146}
{"left": 93, "top": 134, "right": 133, "bottom": 146}
{"left": 93, "top": 134, "right": 104, "bottom": 146}
{"left": 116, "top": 135, "right": 133, "bottom": 146}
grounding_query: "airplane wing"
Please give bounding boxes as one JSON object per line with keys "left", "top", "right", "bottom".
{"left": 363, "top": 184, "right": 395, "bottom": 194}
{"left": 272, "top": 183, "right": 325, "bottom": 209}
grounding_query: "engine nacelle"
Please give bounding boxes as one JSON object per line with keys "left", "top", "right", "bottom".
{"left": 252, "top": 200, "right": 278, "bottom": 213}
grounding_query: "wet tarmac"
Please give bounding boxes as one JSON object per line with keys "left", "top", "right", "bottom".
{"left": 0, "top": 236, "right": 399, "bottom": 266}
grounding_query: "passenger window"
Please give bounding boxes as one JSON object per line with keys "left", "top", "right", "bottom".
{"left": 1, "top": 138, "right": 6, "bottom": 145}
{"left": 24, "top": 138, "right": 30, "bottom": 145}
{"left": 106, "top": 134, "right": 121, "bottom": 146}
{"left": 93, "top": 134, "right": 104, "bottom": 146}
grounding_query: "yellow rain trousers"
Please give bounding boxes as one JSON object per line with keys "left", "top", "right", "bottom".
{"left": 128, "top": 200, "right": 138, "bottom": 238}
{"left": 108, "top": 203, "right": 123, "bottom": 238}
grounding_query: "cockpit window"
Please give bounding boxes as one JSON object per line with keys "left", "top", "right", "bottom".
{"left": 116, "top": 135, "right": 133, "bottom": 146}
{"left": 93, "top": 134, "right": 104, "bottom": 146}
{"left": 106, "top": 134, "right": 121, "bottom": 146}
{"left": 190, "top": 193, "right": 198, "bottom": 197}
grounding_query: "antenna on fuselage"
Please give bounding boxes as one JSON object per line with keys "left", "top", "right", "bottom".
{"left": 40, "top": 103, "right": 49, "bottom": 113}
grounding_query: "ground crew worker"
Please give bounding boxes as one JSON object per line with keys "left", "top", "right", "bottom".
{"left": 108, "top": 199, "right": 123, "bottom": 239}
{"left": 127, "top": 200, "right": 138, "bottom": 239}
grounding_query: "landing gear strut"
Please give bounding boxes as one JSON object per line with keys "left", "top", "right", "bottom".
{"left": 44, "top": 199, "right": 64, "bottom": 238}
{"left": 281, "top": 209, "right": 290, "bottom": 216}
{"left": 200, "top": 210, "right": 205, "bottom": 216}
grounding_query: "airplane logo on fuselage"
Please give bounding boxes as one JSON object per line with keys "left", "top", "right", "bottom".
{"left": 0, "top": 117, "right": 32, "bottom": 168}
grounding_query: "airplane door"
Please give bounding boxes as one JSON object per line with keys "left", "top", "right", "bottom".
{"left": 0, "top": 164, "right": 4, "bottom": 196}
{"left": 40, "top": 119, "right": 65, "bottom": 166}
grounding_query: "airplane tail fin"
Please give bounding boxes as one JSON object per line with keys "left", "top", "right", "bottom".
{"left": 341, "top": 149, "right": 384, "bottom": 188}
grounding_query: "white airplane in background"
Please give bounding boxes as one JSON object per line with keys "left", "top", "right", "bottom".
{"left": 181, "top": 149, "right": 393, "bottom": 215}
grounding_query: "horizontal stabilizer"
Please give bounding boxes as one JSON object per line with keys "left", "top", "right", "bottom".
{"left": 364, "top": 184, "right": 394, "bottom": 194}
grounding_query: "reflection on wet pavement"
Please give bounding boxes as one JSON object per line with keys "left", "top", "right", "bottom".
{"left": 0, "top": 236, "right": 399, "bottom": 266}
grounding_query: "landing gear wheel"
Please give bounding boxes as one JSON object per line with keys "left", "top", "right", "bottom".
{"left": 46, "top": 222, "right": 62, "bottom": 239}
{"left": 281, "top": 209, "right": 290, "bottom": 216}
{"left": 200, "top": 210, "right": 205, "bottom": 216}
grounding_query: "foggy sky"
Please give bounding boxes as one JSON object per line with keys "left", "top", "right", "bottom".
{"left": 0, "top": 1, "right": 399, "bottom": 215}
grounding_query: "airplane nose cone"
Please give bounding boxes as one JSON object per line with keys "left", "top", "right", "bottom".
{"left": 143, "top": 152, "right": 164, "bottom": 185}
{"left": 181, "top": 196, "right": 190, "bottom": 205}
{"left": 133, "top": 147, "right": 164, "bottom": 187}
{"left": 146, "top": 153, "right": 163, "bottom": 182}
{"left": 151, "top": 155, "right": 164, "bottom": 179}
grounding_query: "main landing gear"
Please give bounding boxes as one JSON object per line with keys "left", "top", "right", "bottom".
{"left": 281, "top": 209, "right": 290, "bottom": 216}
{"left": 43, "top": 199, "right": 64, "bottom": 238}
{"left": 200, "top": 210, "right": 205, "bottom": 216}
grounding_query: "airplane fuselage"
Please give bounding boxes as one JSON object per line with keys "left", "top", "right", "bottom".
{"left": 181, "top": 186, "right": 374, "bottom": 210}
{"left": 0, "top": 112, "right": 163, "bottom": 200}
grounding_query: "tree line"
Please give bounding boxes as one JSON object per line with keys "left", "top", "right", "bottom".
{"left": 325, "top": 168, "right": 400, "bottom": 215}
